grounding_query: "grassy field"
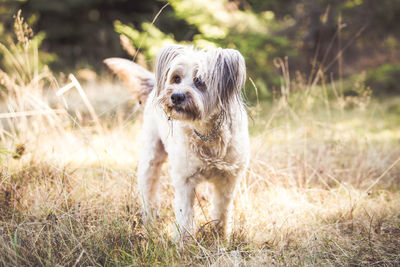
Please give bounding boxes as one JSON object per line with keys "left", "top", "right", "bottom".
{"left": 1, "top": 17, "right": 400, "bottom": 266}
{"left": 0, "top": 76, "right": 399, "bottom": 266}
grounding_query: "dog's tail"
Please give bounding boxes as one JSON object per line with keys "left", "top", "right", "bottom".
{"left": 104, "top": 58, "right": 155, "bottom": 105}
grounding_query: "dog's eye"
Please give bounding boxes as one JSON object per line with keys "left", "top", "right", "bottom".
{"left": 193, "top": 77, "right": 206, "bottom": 91}
{"left": 171, "top": 75, "right": 181, "bottom": 84}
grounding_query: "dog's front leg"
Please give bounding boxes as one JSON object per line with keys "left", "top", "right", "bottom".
{"left": 211, "top": 174, "right": 242, "bottom": 238}
{"left": 172, "top": 177, "right": 196, "bottom": 241}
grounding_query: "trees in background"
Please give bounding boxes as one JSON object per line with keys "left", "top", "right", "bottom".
{"left": 0, "top": 0, "right": 399, "bottom": 95}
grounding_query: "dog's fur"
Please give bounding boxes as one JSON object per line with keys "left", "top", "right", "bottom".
{"left": 105, "top": 45, "right": 250, "bottom": 240}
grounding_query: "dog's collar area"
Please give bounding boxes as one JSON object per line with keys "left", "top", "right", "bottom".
{"left": 193, "top": 112, "right": 224, "bottom": 142}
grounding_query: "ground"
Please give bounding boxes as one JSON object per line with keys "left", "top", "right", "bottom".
{"left": 0, "top": 79, "right": 399, "bottom": 266}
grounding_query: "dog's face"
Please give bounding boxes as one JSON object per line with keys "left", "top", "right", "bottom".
{"left": 155, "top": 45, "right": 246, "bottom": 121}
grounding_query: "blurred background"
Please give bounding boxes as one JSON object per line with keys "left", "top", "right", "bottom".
{"left": 1, "top": 0, "right": 400, "bottom": 100}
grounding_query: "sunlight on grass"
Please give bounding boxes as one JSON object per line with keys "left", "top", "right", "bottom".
{"left": 2, "top": 95, "right": 399, "bottom": 265}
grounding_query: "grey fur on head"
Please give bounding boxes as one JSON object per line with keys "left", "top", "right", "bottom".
{"left": 154, "top": 45, "right": 246, "bottom": 121}
{"left": 155, "top": 44, "right": 186, "bottom": 95}
{"left": 204, "top": 48, "right": 246, "bottom": 117}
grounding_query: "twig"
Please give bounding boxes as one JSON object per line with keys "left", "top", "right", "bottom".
{"left": 0, "top": 109, "right": 65, "bottom": 119}
{"left": 133, "top": 2, "right": 170, "bottom": 62}
{"left": 57, "top": 74, "right": 102, "bottom": 133}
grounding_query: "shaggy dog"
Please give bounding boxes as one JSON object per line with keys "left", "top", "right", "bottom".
{"left": 105, "top": 45, "right": 250, "bottom": 241}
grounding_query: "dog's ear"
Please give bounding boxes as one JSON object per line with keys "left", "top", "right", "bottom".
{"left": 208, "top": 48, "right": 246, "bottom": 112}
{"left": 155, "top": 44, "right": 186, "bottom": 95}
{"left": 104, "top": 58, "right": 154, "bottom": 104}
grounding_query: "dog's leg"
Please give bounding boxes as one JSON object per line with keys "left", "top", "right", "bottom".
{"left": 172, "top": 177, "right": 196, "bottom": 241}
{"left": 211, "top": 173, "right": 242, "bottom": 238}
{"left": 137, "top": 137, "right": 167, "bottom": 220}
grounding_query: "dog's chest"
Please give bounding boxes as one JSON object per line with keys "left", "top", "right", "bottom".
{"left": 161, "top": 120, "right": 246, "bottom": 180}
{"left": 187, "top": 128, "right": 243, "bottom": 174}
{"left": 190, "top": 135, "right": 226, "bottom": 161}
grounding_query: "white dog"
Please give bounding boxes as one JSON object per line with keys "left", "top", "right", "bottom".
{"left": 105, "top": 45, "right": 250, "bottom": 240}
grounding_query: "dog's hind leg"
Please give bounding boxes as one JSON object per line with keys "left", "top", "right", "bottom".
{"left": 137, "top": 134, "right": 167, "bottom": 221}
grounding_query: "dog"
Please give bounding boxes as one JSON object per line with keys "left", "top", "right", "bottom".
{"left": 105, "top": 45, "right": 250, "bottom": 241}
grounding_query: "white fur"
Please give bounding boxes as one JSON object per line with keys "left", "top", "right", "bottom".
{"left": 105, "top": 45, "right": 250, "bottom": 241}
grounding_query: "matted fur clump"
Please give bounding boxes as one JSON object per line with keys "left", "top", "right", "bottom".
{"left": 105, "top": 45, "right": 249, "bottom": 243}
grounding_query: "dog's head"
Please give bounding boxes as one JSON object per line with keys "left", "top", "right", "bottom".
{"left": 155, "top": 45, "right": 246, "bottom": 121}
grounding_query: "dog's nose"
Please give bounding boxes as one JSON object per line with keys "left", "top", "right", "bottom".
{"left": 171, "top": 93, "right": 185, "bottom": 105}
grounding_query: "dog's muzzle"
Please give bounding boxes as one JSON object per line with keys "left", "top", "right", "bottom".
{"left": 161, "top": 91, "right": 201, "bottom": 121}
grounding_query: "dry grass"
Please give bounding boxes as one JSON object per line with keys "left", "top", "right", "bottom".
{"left": 1, "top": 12, "right": 400, "bottom": 267}
{"left": 0, "top": 87, "right": 399, "bottom": 266}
